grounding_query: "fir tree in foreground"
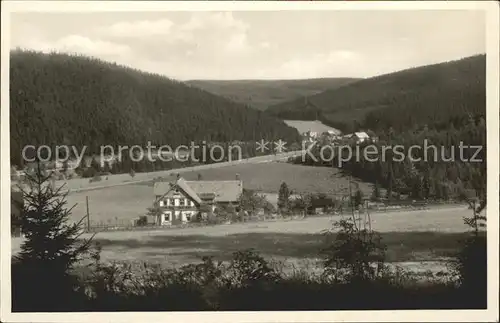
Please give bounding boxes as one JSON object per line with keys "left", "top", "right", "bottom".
{"left": 12, "top": 162, "right": 96, "bottom": 311}
{"left": 453, "top": 182, "right": 487, "bottom": 307}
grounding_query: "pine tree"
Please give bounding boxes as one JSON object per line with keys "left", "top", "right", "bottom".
{"left": 12, "top": 162, "right": 95, "bottom": 311}
{"left": 61, "top": 159, "right": 69, "bottom": 175}
{"left": 112, "top": 159, "right": 122, "bottom": 174}
{"left": 120, "top": 153, "right": 132, "bottom": 173}
{"left": 387, "top": 128, "right": 394, "bottom": 200}
{"left": 90, "top": 157, "right": 101, "bottom": 173}
{"left": 422, "top": 174, "right": 431, "bottom": 200}
{"left": 102, "top": 161, "right": 112, "bottom": 173}
{"left": 277, "top": 182, "right": 290, "bottom": 214}
{"left": 371, "top": 182, "right": 381, "bottom": 201}
{"left": 353, "top": 189, "right": 363, "bottom": 210}
{"left": 74, "top": 160, "right": 85, "bottom": 177}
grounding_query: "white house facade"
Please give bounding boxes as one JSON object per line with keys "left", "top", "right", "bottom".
{"left": 153, "top": 177, "right": 243, "bottom": 225}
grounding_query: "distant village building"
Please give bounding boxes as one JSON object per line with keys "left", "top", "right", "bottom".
{"left": 353, "top": 131, "right": 370, "bottom": 143}
{"left": 327, "top": 129, "right": 341, "bottom": 136}
{"left": 145, "top": 149, "right": 190, "bottom": 162}
{"left": 342, "top": 131, "right": 373, "bottom": 144}
{"left": 153, "top": 176, "right": 243, "bottom": 225}
{"left": 23, "top": 159, "right": 80, "bottom": 173}
{"left": 302, "top": 132, "right": 314, "bottom": 143}
{"left": 300, "top": 124, "right": 340, "bottom": 145}
{"left": 302, "top": 131, "right": 320, "bottom": 142}
{"left": 82, "top": 155, "right": 120, "bottom": 168}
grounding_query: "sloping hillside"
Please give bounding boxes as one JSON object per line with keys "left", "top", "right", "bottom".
{"left": 267, "top": 55, "right": 486, "bottom": 133}
{"left": 10, "top": 50, "right": 301, "bottom": 166}
{"left": 283, "top": 120, "right": 340, "bottom": 135}
{"left": 186, "top": 78, "right": 358, "bottom": 110}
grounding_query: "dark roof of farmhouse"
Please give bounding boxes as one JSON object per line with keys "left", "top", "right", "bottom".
{"left": 153, "top": 177, "right": 243, "bottom": 203}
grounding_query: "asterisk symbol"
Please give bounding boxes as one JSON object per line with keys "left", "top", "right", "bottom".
{"left": 256, "top": 139, "right": 269, "bottom": 153}
{"left": 274, "top": 139, "right": 287, "bottom": 153}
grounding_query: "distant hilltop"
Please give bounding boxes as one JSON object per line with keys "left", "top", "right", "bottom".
{"left": 9, "top": 50, "right": 301, "bottom": 167}
{"left": 186, "top": 78, "right": 359, "bottom": 111}
{"left": 267, "top": 54, "right": 486, "bottom": 134}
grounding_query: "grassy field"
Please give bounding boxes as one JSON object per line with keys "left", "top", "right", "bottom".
{"left": 284, "top": 120, "right": 340, "bottom": 135}
{"left": 63, "top": 162, "right": 373, "bottom": 225}
{"left": 13, "top": 161, "right": 474, "bottom": 274}
{"left": 166, "top": 162, "right": 369, "bottom": 194}
{"left": 64, "top": 184, "right": 152, "bottom": 226}
{"left": 12, "top": 205, "right": 472, "bottom": 270}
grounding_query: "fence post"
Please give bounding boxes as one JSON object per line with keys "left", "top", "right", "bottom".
{"left": 86, "top": 196, "right": 90, "bottom": 231}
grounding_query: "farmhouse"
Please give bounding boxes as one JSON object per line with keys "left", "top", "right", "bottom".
{"left": 153, "top": 177, "right": 243, "bottom": 225}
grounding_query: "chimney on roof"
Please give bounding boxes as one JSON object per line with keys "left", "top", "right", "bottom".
{"left": 235, "top": 173, "right": 240, "bottom": 181}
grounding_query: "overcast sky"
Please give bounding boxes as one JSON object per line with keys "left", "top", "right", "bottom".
{"left": 10, "top": 10, "right": 485, "bottom": 80}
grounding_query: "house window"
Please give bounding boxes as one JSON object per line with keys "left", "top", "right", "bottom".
{"left": 169, "top": 198, "right": 175, "bottom": 206}
{"left": 179, "top": 198, "right": 185, "bottom": 206}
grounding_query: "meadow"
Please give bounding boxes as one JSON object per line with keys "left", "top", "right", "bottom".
{"left": 12, "top": 205, "right": 471, "bottom": 272}
{"left": 91, "top": 205, "right": 471, "bottom": 265}
{"left": 61, "top": 162, "right": 372, "bottom": 225}
{"left": 12, "top": 160, "right": 474, "bottom": 275}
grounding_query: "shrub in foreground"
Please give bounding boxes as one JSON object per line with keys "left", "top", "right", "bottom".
{"left": 12, "top": 243, "right": 487, "bottom": 311}
{"left": 77, "top": 249, "right": 480, "bottom": 311}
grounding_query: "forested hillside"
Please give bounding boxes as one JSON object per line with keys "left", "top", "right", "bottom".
{"left": 10, "top": 50, "right": 300, "bottom": 166}
{"left": 267, "top": 55, "right": 486, "bottom": 134}
{"left": 298, "top": 116, "right": 486, "bottom": 202}
{"left": 186, "top": 78, "right": 358, "bottom": 111}
{"left": 287, "top": 55, "right": 486, "bottom": 204}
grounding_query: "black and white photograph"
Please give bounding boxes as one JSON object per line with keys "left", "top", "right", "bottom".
{"left": 1, "top": 1, "right": 498, "bottom": 322}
